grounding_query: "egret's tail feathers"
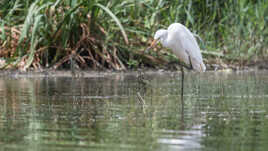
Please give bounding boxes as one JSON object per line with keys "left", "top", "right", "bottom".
{"left": 200, "top": 62, "right": 206, "bottom": 72}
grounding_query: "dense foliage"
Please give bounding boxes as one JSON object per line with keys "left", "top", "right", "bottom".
{"left": 0, "top": 0, "right": 267, "bottom": 70}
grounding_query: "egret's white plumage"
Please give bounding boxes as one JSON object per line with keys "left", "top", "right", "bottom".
{"left": 152, "top": 23, "right": 206, "bottom": 72}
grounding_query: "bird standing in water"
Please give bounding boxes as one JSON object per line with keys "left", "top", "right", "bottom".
{"left": 146, "top": 23, "right": 206, "bottom": 100}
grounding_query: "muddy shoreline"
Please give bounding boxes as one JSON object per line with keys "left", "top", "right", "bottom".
{"left": 0, "top": 65, "right": 267, "bottom": 78}
{"left": 1, "top": 57, "right": 267, "bottom": 75}
{"left": 1, "top": 58, "right": 267, "bottom": 78}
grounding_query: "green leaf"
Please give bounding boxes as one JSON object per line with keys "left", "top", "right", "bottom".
{"left": 18, "top": 1, "right": 39, "bottom": 44}
{"left": 0, "top": 22, "right": 6, "bottom": 40}
{"left": 24, "top": 15, "right": 42, "bottom": 70}
{"left": 95, "top": 3, "right": 129, "bottom": 44}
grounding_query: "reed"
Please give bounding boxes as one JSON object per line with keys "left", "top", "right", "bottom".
{"left": 0, "top": 0, "right": 267, "bottom": 70}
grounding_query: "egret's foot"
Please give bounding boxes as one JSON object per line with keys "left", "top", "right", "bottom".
{"left": 167, "top": 61, "right": 192, "bottom": 71}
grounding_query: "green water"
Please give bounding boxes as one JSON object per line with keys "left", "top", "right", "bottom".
{"left": 0, "top": 71, "right": 268, "bottom": 151}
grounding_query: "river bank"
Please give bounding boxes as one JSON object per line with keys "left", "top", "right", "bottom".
{"left": 1, "top": 1, "right": 267, "bottom": 72}
{"left": 0, "top": 63, "right": 267, "bottom": 79}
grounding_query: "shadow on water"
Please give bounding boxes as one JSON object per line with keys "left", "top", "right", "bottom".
{"left": 0, "top": 70, "right": 268, "bottom": 151}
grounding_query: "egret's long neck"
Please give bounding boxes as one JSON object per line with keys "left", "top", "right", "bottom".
{"left": 160, "top": 31, "right": 169, "bottom": 48}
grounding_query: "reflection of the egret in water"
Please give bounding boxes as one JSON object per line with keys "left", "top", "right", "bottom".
{"left": 136, "top": 70, "right": 204, "bottom": 150}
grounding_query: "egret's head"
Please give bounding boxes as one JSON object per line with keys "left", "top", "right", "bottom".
{"left": 154, "top": 29, "right": 167, "bottom": 40}
{"left": 148, "top": 29, "right": 168, "bottom": 49}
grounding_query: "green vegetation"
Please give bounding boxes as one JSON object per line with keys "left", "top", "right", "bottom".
{"left": 0, "top": 0, "right": 267, "bottom": 70}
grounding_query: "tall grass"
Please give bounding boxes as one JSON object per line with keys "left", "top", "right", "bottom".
{"left": 0, "top": 0, "right": 267, "bottom": 70}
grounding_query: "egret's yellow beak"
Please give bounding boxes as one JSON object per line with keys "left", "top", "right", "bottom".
{"left": 150, "top": 39, "right": 158, "bottom": 48}
{"left": 145, "top": 39, "right": 158, "bottom": 52}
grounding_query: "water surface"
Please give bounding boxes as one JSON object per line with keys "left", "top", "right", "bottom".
{"left": 0, "top": 70, "right": 268, "bottom": 151}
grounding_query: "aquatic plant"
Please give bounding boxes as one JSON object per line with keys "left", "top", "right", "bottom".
{"left": 0, "top": 0, "right": 267, "bottom": 70}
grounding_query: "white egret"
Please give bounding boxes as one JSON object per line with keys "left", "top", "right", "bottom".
{"left": 147, "top": 23, "right": 206, "bottom": 100}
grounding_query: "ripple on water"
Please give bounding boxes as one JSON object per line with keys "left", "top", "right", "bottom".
{"left": 0, "top": 71, "right": 268, "bottom": 151}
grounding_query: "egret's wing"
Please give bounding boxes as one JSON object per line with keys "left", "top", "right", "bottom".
{"left": 168, "top": 23, "right": 206, "bottom": 72}
{"left": 180, "top": 31, "right": 206, "bottom": 72}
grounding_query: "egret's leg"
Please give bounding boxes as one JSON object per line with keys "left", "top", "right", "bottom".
{"left": 181, "top": 67, "right": 184, "bottom": 102}
{"left": 188, "top": 56, "right": 193, "bottom": 69}
{"left": 180, "top": 66, "right": 185, "bottom": 130}
{"left": 177, "top": 61, "right": 192, "bottom": 70}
